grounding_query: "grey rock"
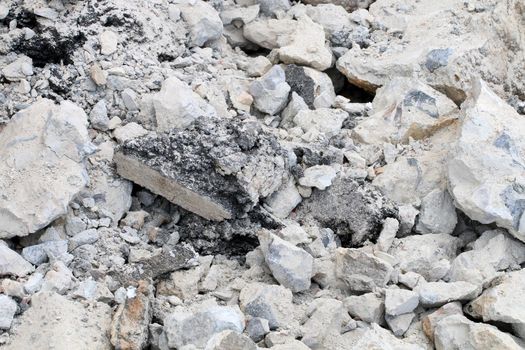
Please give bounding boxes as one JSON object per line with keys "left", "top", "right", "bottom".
{"left": 22, "top": 240, "right": 68, "bottom": 265}
{"left": 69, "top": 229, "right": 99, "bottom": 251}
{"left": 250, "top": 65, "right": 291, "bottom": 115}
{"left": 385, "top": 289, "right": 419, "bottom": 316}
{"left": 0, "top": 295, "right": 17, "bottom": 330}
{"left": 115, "top": 117, "right": 289, "bottom": 221}
{"left": 179, "top": 0, "right": 223, "bottom": 47}
{"left": 121, "top": 88, "right": 139, "bottom": 111}
{"left": 165, "top": 305, "right": 245, "bottom": 348}
{"left": 415, "top": 281, "right": 481, "bottom": 308}
{"left": 240, "top": 283, "right": 293, "bottom": 329}
{"left": 264, "top": 179, "right": 302, "bottom": 218}
{"left": 256, "top": 0, "right": 290, "bottom": 17}
{"left": 258, "top": 229, "right": 313, "bottom": 292}
{"left": 89, "top": 100, "right": 110, "bottom": 131}
{"left": 205, "top": 330, "right": 257, "bottom": 350}
{"left": 41, "top": 261, "right": 74, "bottom": 294}
{"left": 247, "top": 317, "right": 270, "bottom": 342}
{"left": 293, "top": 108, "right": 348, "bottom": 137}
{"left": 0, "top": 99, "right": 93, "bottom": 238}
{"left": 335, "top": 248, "right": 393, "bottom": 293}
{"left": 298, "top": 165, "right": 337, "bottom": 190}
{"left": 415, "top": 189, "right": 457, "bottom": 235}
{"left": 0, "top": 243, "right": 34, "bottom": 277}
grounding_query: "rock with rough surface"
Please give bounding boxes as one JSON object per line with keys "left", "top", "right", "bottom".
{"left": 250, "top": 65, "right": 291, "bottom": 115}
{"left": 258, "top": 230, "right": 313, "bottom": 292}
{"left": 239, "top": 283, "right": 293, "bottom": 329}
{"left": 0, "top": 99, "right": 93, "bottom": 238}
{"left": 448, "top": 80, "right": 525, "bottom": 242}
{"left": 179, "top": 0, "right": 223, "bottom": 47}
{"left": 415, "top": 281, "right": 481, "bottom": 307}
{"left": 0, "top": 243, "right": 34, "bottom": 277}
{"left": 0, "top": 295, "right": 17, "bottom": 330}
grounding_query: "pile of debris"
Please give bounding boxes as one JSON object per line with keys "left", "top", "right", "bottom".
{"left": 1, "top": 0, "right": 525, "bottom": 349}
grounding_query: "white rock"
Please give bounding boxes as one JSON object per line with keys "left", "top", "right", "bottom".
{"left": 243, "top": 19, "right": 298, "bottom": 50}
{"left": 298, "top": 165, "right": 337, "bottom": 190}
{"left": 205, "top": 330, "right": 257, "bottom": 350}
{"left": 415, "top": 281, "right": 481, "bottom": 307}
{"left": 353, "top": 323, "right": 425, "bottom": 350}
{"left": 100, "top": 31, "right": 118, "bottom": 55}
{"left": 466, "top": 269, "right": 525, "bottom": 338}
{"left": 151, "top": 77, "right": 217, "bottom": 131}
{"left": 280, "top": 92, "right": 309, "bottom": 129}
{"left": 415, "top": 189, "right": 457, "bottom": 235}
{"left": 0, "top": 243, "right": 34, "bottom": 277}
{"left": 239, "top": 282, "right": 293, "bottom": 329}
{"left": 294, "top": 108, "right": 348, "bottom": 137}
{"left": 389, "top": 233, "right": 460, "bottom": 281}
{"left": 220, "top": 5, "right": 259, "bottom": 27}
{"left": 264, "top": 179, "right": 302, "bottom": 218}
{"left": 434, "top": 314, "right": 523, "bottom": 350}
{"left": 353, "top": 77, "right": 458, "bottom": 146}
{"left": 2, "top": 55, "right": 33, "bottom": 81}
{"left": 448, "top": 80, "right": 525, "bottom": 242}
{"left": 250, "top": 65, "right": 290, "bottom": 115}
{"left": 448, "top": 229, "right": 525, "bottom": 287}
{"left": 0, "top": 295, "right": 17, "bottom": 330}
{"left": 41, "top": 261, "right": 74, "bottom": 294}
{"left": 122, "top": 88, "right": 139, "bottom": 111}
{"left": 0, "top": 4, "right": 9, "bottom": 20}
{"left": 258, "top": 230, "right": 313, "bottom": 292}
{"left": 89, "top": 100, "right": 110, "bottom": 131}
{"left": 69, "top": 228, "right": 99, "bottom": 250}
{"left": 385, "top": 289, "right": 419, "bottom": 316}
{"left": 246, "top": 56, "right": 272, "bottom": 77}
{"left": 164, "top": 305, "right": 245, "bottom": 349}
{"left": 377, "top": 217, "right": 399, "bottom": 252}
{"left": 277, "top": 16, "right": 332, "bottom": 71}
{"left": 113, "top": 122, "right": 148, "bottom": 144}
{"left": 179, "top": 0, "right": 223, "bottom": 47}
{"left": 0, "top": 99, "right": 92, "bottom": 238}
{"left": 344, "top": 292, "right": 384, "bottom": 324}
{"left": 386, "top": 312, "right": 416, "bottom": 336}
{"left": 336, "top": 247, "right": 393, "bottom": 293}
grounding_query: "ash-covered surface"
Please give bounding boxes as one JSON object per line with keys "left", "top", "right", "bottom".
{"left": 118, "top": 117, "right": 290, "bottom": 219}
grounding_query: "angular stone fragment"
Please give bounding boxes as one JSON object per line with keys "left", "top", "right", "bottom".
{"left": 385, "top": 289, "right": 419, "bottom": 316}
{"left": 110, "top": 281, "right": 153, "bottom": 350}
{"left": 5, "top": 292, "right": 112, "bottom": 350}
{"left": 447, "top": 229, "right": 525, "bottom": 286}
{"left": 415, "top": 189, "right": 457, "bottom": 235}
{"left": 258, "top": 230, "right": 313, "bottom": 292}
{"left": 353, "top": 324, "right": 425, "bottom": 350}
{"left": 344, "top": 292, "right": 385, "bottom": 324}
{"left": 263, "top": 179, "right": 302, "bottom": 218}
{"left": 421, "top": 302, "right": 463, "bottom": 342}
{"left": 284, "top": 65, "right": 336, "bottom": 109}
{"left": 0, "top": 99, "right": 93, "bottom": 238}
{"left": 389, "top": 233, "right": 460, "bottom": 281}
{"left": 294, "top": 108, "right": 348, "bottom": 137}
{"left": 434, "top": 315, "right": 523, "bottom": 350}
{"left": 205, "top": 330, "right": 257, "bottom": 350}
{"left": 0, "top": 243, "right": 34, "bottom": 277}
{"left": 466, "top": 269, "right": 525, "bottom": 338}
{"left": 415, "top": 281, "right": 481, "bottom": 307}
{"left": 277, "top": 16, "right": 332, "bottom": 71}
{"left": 22, "top": 240, "right": 68, "bottom": 265}
{"left": 335, "top": 248, "right": 393, "bottom": 292}
{"left": 250, "top": 65, "right": 291, "bottom": 115}
{"left": 0, "top": 295, "right": 17, "bottom": 330}
{"left": 336, "top": 0, "right": 524, "bottom": 104}
{"left": 243, "top": 19, "right": 298, "bottom": 50}
{"left": 448, "top": 80, "right": 525, "bottom": 242}
{"left": 100, "top": 31, "right": 118, "bottom": 55}
{"left": 2, "top": 55, "right": 33, "bottom": 81}
{"left": 179, "top": 0, "right": 223, "bottom": 47}
{"left": 151, "top": 76, "right": 217, "bottom": 131}
{"left": 298, "top": 165, "right": 337, "bottom": 190}
{"left": 247, "top": 317, "right": 270, "bottom": 342}
{"left": 115, "top": 117, "right": 289, "bottom": 221}
{"left": 164, "top": 305, "right": 245, "bottom": 348}
{"left": 296, "top": 176, "right": 397, "bottom": 245}
{"left": 353, "top": 77, "right": 458, "bottom": 145}
{"left": 239, "top": 282, "right": 293, "bottom": 329}
{"left": 386, "top": 312, "right": 416, "bottom": 336}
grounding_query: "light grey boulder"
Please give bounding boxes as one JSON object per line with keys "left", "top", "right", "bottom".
{"left": 448, "top": 80, "right": 525, "bottom": 242}
{"left": 258, "top": 230, "right": 313, "bottom": 292}
{"left": 239, "top": 282, "right": 293, "bottom": 329}
{"left": 344, "top": 292, "right": 384, "bottom": 324}
{"left": 179, "top": 0, "right": 223, "bottom": 47}
{"left": 22, "top": 240, "right": 68, "bottom": 265}
{"left": 164, "top": 305, "right": 245, "bottom": 349}
{"left": 385, "top": 289, "right": 419, "bottom": 316}
{"left": 250, "top": 65, "right": 291, "bottom": 115}
{"left": 415, "top": 281, "right": 481, "bottom": 308}
{"left": 89, "top": 100, "right": 110, "bottom": 131}
{"left": 0, "top": 242, "right": 34, "bottom": 277}
{"left": 0, "top": 295, "right": 17, "bottom": 330}
{"left": 415, "top": 189, "right": 457, "bottom": 235}
{"left": 0, "top": 99, "right": 93, "bottom": 239}
{"left": 205, "top": 330, "right": 257, "bottom": 350}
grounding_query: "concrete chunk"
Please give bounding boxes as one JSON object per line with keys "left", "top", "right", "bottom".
{"left": 115, "top": 117, "right": 289, "bottom": 221}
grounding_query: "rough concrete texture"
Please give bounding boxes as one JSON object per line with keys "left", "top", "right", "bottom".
{"left": 116, "top": 117, "right": 289, "bottom": 221}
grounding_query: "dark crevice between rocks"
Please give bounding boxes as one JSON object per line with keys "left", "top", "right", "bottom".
{"left": 2, "top": 9, "right": 38, "bottom": 30}
{"left": 339, "top": 79, "right": 375, "bottom": 103}
{"left": 12, "top": 28, "right": 87, "bottom": 68}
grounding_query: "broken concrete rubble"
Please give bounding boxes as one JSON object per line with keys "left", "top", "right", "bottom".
{"left": 115, "top": 117, "right": 289, "bottom": 221}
